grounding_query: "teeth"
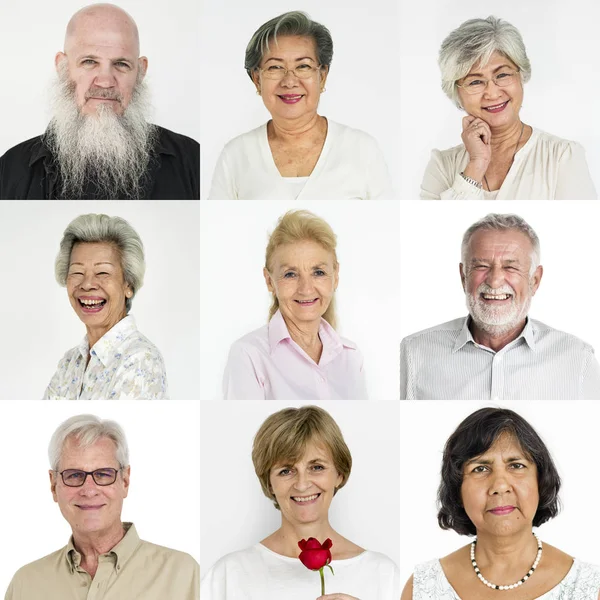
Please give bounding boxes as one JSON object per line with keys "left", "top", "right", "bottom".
{"left": 484, "top": 102, "right": 507, "bottom": 110}
{"left": 292, "top": 494, "right": 319, "bottom": 502}
{"left": 482, "top": 294, "right": 510, "bottom": 300}
{"left": 80, "top": 299, "right": 105, "bottom": 305}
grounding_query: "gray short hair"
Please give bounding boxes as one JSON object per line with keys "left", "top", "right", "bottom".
{"left": 439, "top": 16, "right": 531, "bottom": 109}
{"left": 461, "top": 213, "right": 541, "bottom": 276}
{"left": 245, "top": 11, "right": 333, "bottom": 81}
{"left": 49, "top": 414, "right": 130, "bottom": 472}
{"left": 55, "top": 214, "right": 145, "bottom": 313}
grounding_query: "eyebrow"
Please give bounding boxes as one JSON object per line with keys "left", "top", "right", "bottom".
{"left": 466, "top": 64, "right": 513, "bottom": 77}
{"left": 263, "top": 56, "right": 316, "bottom": 64}
{"left": 470, "top": 258, "right": 521, "bottom": 265}
{"left": 465, "top": 455, "right": 526, "bottom": 467}
{"left": 77, "top": 54, "right": 133, "bottom": 64}
{"left": 280, "top": 262, "right": 328, "bottom": 270}
{"left": 69, "top": 262, "right": 115, "bottom": 267}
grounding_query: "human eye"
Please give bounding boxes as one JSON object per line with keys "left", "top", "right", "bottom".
{"left": 65, "top": 470, "right": 84, "bottom": 481}
{"left": 496, "top": 71, "right": 513, "bottom": 79}
{"left": 296, "top": 63, "right": 312, "bottom": 72}
{"left": 115, "top": 61, "right": 130, "bottom": 69}
{"left": 473, "top": 264, "right": 488, "bottom": 271}
{"left": 509, "top": 462, "right": 526, "bottom": 470}
{"left": 311, "top": 464, "right": 325, "bottom": 471}
{"left": 283, "top": 271, "right": 296, "bottom": 278}
{"left": 466, "top": 79, "right": 484, "bottom": 87}
{"left": 81, "top": 59, "right": 97, "bottom": 66}
{"left": 314, "top": 269, "right": 326, "bottom": 276}
{"left": 96, "top": 271, "right": 109, "bottom": 276}
{"left": 267, "top": 65, "right": 284, "bottom": 72}
{"left": 471, "top": 465, "right": 488, "bottom": 473}
{"left": 277, "top": 467, "right": 292, "bottom": 476}
{"left": 94, "top": 469, "right": 113, "bottom": 479}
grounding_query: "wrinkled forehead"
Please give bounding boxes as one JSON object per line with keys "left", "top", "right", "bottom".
{"left": 65, "top": 10, "right": 140, "bottom": 59}
{"left": 466, "top": 229, "right": 533, "bottom": 264}
{"left": 60, "top": 435, "right": 118, "bottom": 469}
{"left": 270, "top": 240, "right": 335, "bottom": 270}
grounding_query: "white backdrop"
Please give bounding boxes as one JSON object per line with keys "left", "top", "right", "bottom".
{"left": 399, "top": 200, "right": 600, "bottom": 353}
{"left": 200, "top": 0, "right": 400, "bottom": 198}
{"left": 399, "top": 401, "right": 600, "bottom": 587}
{"left": 199, "top": 200, "right": 401, "bottom": 400}
{"left": 200, "top": 400, "right": 400, "bottom": 573}
{"left": 398, "top": 0, "right": 600, "bottom": 198}
{"left": 0, "top": 201, "right": 200, "bottom": 400}
{"left": 0, "top": 0, "right": 200, "bottom": 156}
{"left": 0, "top": 400, "right": 200, "bottom": 594}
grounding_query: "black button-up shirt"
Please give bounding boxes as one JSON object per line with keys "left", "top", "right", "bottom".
{"left": 0, "top": 125, "right": 199, "bottom": 199}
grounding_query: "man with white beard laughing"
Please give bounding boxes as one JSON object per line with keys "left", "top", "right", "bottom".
{"left": 0, "top": 3, "right": 199, "bottom": 199}
{"left": 401, "top": 213, "right": 600, "bottom": 400}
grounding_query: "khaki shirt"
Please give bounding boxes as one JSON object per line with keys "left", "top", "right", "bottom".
{"left": 5, "top": 523, "right": 199, "bottom": 600}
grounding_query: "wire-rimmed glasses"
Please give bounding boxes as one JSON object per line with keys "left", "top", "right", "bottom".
{"left": 258, "top": 63, "right": 322, "bottom": 80}
{"left": 456, "top": 68, "right": 520, "bottom": 95}
{"left": 58, "top": 467, "right": 121, "bottom": 487}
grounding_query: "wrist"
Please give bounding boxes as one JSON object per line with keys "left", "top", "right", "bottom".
{"left": 464, "top": 161, "right": 488, "bottom": 183}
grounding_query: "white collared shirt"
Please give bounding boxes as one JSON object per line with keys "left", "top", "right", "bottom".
{"left": 43, "top": 315, "right": 169, "bottom": 400}
{"left": 223, "top": 310, "right": 367, "bottom": 400}
{"left": 401, "top": 317, "right": 600, "bottom": 400}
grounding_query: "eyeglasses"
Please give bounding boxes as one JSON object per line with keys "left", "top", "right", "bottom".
{"left": 456, "top": 68, "right": 520, "bottom": 95}
{"left": 258, "top": 64, "right": 322, "bottom": 80}
{"left": 58, "top": 467, "right": 121, "bottom": 487}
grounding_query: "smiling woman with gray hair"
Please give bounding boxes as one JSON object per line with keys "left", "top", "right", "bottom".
{"left": 420, "top": 16, "right": 596, "bottom": 200}
{"left": 209, "top": 11, "right": 393, "bottom": 200}
{"left": 44, "top": 213, "right": 168, "bottom": 400}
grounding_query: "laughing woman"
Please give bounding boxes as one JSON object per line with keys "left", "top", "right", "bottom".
{"left": 420, "top": 16, "right": 597, "bottom": 200}
{"left": 201, "top": 405, "right": 399, "bottom": 599}
{"left": 209, "top": 11, "right": 393, "bottom": 200}
{"left": 44, "top": 214, "right": 168, "bottom": 399}
{"left": 402, "top": 408, "right": 600, "bottom": 600}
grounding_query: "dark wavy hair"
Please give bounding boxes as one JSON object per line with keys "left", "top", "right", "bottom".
{"left": 437, "top": 408, "right": 561, "bottom": 536}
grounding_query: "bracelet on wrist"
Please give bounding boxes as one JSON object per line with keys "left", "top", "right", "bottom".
{"left": 460, "top": 171, "right": 483, "bottom": 189}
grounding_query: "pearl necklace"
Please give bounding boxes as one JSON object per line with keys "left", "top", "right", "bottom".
{"left": 470, "top": 533, "right": 542, "bottom": 591}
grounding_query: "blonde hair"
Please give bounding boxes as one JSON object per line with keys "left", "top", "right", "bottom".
{"left": 252, "top": 406, "right": 352, "bottom": 510}
{"left": 265, "top": 210, "right": 338, "bottom": 329}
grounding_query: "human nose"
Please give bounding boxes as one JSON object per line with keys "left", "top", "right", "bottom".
{"left": 485, "top": 265, "right": 505, "bottom": 289}
{"left": 293, "top": 469, "right": 312, "bottom": 492}
{"left": 482, "top": 78, "right": 502, "bottom": 98}
{"left": 279, "top": 68, "right": 299, "bottom": 86}
{"left": 297, "top": 273, "right": 315, "bottom": 294}
{"left": 93, "top": 65, "right": 117, "bottom": 88}
{"left": 488, "top": 471, "right": 512, "bottom": 495}
{"left": 78, "top": 473, "right": 100, "bottom": 493}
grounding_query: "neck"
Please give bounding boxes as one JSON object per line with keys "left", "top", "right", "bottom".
{"left": 86, "top": 313, "right": 126, "bottom": 349}
{"left": 490, "top": 119, "right": 525, "bottom": 152}
{"left": 470, "top": 318, "right": 527, "bottom": 352}
{"left": 269, "top": 113, "right": 323, "bottom": 141}
{"left": 271, "top": 517, "right": 337, "bottom": 558}
{"left": 474, "top": 529, "right": 538, "bottom": 569}
{"left": 282, "top": 314, "right": 322, "bottom": 350}
{"left": 72, "top": 522, "right": 126, "bottom": 564}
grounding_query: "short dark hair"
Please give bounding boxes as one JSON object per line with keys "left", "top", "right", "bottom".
{"left": 437, "top": 408, "right": 561, "bottom": 536}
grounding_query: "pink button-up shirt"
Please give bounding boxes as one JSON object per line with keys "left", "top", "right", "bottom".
{"left": 223, "top": 310, "right": 367, "bottom": 400}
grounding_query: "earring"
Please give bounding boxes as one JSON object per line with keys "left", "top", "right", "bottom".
{"left": 256, "top": 89, "right": 261, "bottom": 96}
{"left": 321, "top": 86, "right": 326, "bottom": 93}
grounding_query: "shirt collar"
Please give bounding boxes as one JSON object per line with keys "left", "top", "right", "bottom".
{"left": 32, "top": 125, "right": 175, "bottom": 168}
{"left": 267, "top": 309, "right": 356, "bottom": 355}
{"left": 66, "top": 522, "right": 140, "bottom": 574}
{"left": 453, "top": 316, "right": 536, "bottom": 353}
{"left": 76, "top": 315, "right": 138, "bottom": 367}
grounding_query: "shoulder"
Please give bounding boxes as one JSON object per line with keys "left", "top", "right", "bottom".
{"left": 0, "top": 135, "right": 45, "bottom": 164}
{"left": 429, "top": 143, "right": 468, "bottom": 165}
{"left": 402, "top": 317, "right": 466, "bottom": 346}
{"left": 529, "top": 128, "right": 586, "bottom": 158}
{"left": 221, "top": 124, "right": 266, "bottom": 153}
{"left": 228, "top": 324, "right": 270, "bottom": 356}
{"left": 154, "top": 125, "right": 199, "bottom": 163}
{"left": 530, "top": 318, "right": 595, "bottom": 353}
{"left": 203, "top": 546, "right": 263, "bottom": 578}
{"left": 9, "top": 547, "right": 65, "bottom": 581}
{"left": 357, "top": 550, "right": 399, "bottom": 572}
{"left": 327, "top": 120, "right": 381, "bottom": 148}
{"left": 137, "top": 538, "right": 198, "bottom": 570}
{"left": 120, "top": 329, "right": 167, "bottom": 366}
{"left": 570, "top": 559, "right": 600, "bottom": 585}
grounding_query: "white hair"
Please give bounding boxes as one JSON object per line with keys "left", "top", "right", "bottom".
{"left": 461, "top": 213, "right": 541, "bottom": 277}
{"left": 439, "top": 16, "right": 531, "bottom": 109}
{"left": 45, "top": 60, "right": 157, "bottom": 199}
{"left": 49, "top": 414, "right": 129, "bottom": 472}
{"left": 55, "top": 213, "right": 145, "bottom": 313}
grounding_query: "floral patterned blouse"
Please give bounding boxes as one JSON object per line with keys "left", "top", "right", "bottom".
{"left": 43, "top": 315, "right": 168, "bottom": 400}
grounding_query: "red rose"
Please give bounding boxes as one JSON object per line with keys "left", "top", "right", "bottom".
{"left": 298, "top": 537, "right": 333, "bottom": 570}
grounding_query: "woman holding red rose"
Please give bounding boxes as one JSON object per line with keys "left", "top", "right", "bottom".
{"left": 201, "top": 406, "right": 399, "bottom": 599}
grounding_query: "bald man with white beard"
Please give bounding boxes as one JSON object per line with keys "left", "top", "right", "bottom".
{"left": 0, "top": 4, "right": 199, "bottom": 199}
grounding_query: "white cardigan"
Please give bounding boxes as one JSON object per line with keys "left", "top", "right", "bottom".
{"left": 201, "top": 544, "right": 400, "bottom": 600}
{"left": 209, "top": 120, "right": 394, "bottom": 199}
{"left": 420, "top": 128, "right": 597, "bottom": 200}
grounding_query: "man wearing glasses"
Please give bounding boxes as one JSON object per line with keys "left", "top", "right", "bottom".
{"left": 4, "top": 414, "right": 199, "bottom": 599}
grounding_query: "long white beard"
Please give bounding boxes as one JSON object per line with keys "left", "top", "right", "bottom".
{"left": 466, "top": 282, "right": 532, "bottom": 337}
{"left": 45, "top": 67, "right": 157, "bottom": 199}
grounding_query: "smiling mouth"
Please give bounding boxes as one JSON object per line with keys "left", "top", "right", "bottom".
{"left": 278, "top": 94, "right": 303, "bottom": 104}
{"left": 76, "top": 504, "right": 105, "bottom": 510}
{"left": 480, "top": 293, "right": 512, "bottom": 301}
{"left": 78, "top": 298, "right": 107, "bottom": 313}
{"left": 294, "top": 298, "right": 318, "bottom": 306}
{"left": 291, "top": 493, "right": 321, "bottom": 504}
{"left": 483, "top": 101, "right": 509, "bottom": 113}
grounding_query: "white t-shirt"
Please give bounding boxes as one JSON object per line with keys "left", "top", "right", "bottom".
{"left": 420, "top": 128, "right": 597, "bottom": 200}
{"left": 201, "top": 543, "right": 400, "bottom": 600}
{"left": 209, "top": 120, "right": 394, "bottom": 199}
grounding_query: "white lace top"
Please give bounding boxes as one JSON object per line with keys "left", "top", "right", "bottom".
{"left": 414, "top": 559, "right": 600, "bottom": 600}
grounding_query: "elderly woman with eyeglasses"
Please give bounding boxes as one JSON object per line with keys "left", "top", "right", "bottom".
{"left": 420, "top": 16, "right": 597, "bottom": 200}
{"left": 209, "top": 11, "right": 393, "bottom": 200}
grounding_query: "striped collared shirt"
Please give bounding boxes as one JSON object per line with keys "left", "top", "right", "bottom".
{"left": 401, "top": 317, "right": 600, "bottom": 400}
